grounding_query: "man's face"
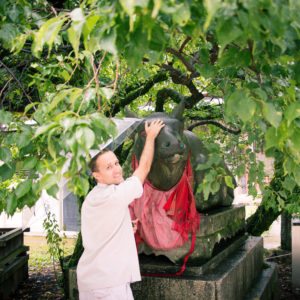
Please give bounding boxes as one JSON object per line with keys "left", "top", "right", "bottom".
{"left": 92, "top": 151, "right": 124, "bottom": 185}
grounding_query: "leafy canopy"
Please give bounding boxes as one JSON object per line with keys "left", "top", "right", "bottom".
{"left": 0, "top": 0, "right": 300, "bottom": 216}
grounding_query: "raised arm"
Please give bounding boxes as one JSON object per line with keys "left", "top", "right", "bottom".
{"left": 133, "top": 120, "right": 164, "bottom": 184}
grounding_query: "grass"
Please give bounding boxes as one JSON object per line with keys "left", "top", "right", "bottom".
{"left": 24, "top": 235, "right": 77, "bottom": 272}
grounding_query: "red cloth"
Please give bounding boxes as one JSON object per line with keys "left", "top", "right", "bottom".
{"left": 130, "top": 155, "right": 200, "bottom": 275}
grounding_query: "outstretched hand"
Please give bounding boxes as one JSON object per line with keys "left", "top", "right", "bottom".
{"left": 145, "top": 119, "right": 165, "bottom": 140}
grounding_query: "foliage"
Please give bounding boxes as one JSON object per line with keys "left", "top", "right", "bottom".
{"left": 0, "top": 0, "right": 299, "bottom": 230}
{"left": 43, "top": 211, "right": 65, "bottom": 283}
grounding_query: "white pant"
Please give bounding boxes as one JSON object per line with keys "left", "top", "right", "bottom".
{"left": 79, "top": 283, "right": 134, "bottom": 300}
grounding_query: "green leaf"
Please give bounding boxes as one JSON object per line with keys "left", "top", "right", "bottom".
{"left": 68, "top": 25, "right": 81, "bottom": 58}
{"left": 49, "top": 89, "right": 69, "bottom": 111}
{"left": 75, "top": 126, "right": 95, "bottom": 149}
{"left": 265, "top": 127, "right": 279, "bottom": 150}
{"left": 67, "top": 8, "right": 85, "bottom": 58}
{"left": 99, "top": 30, "right": 117, "bottom": 56}
{"left": 23, "top": 157, "right": 38, "bottom": 170}
{"left": 46, "top": 184, "right": 59, "bottom": 198}
{"left": 39, "top": 174, "right": 58, "bottom": 191}
{"left": 82, "top": 15, "right": 101, "bottom": 51}
{"left": 253, "top": 88, "right": 268, "bottom": 101}
{"left": 224, "top": 176, "right": 234, "bottom": 189}
{"left": 282, "top": 176, "right": 296, "bottom": 193}
{"left": 69, "top": 88, "right": 83, "bottom": 106}
{"left": 15, "top": 180, "right": 32, "bottom": 199}
{"left": 216, "top": 19, "right": 243, "bottom": 51}
{"left": 0, "top": 110, "right": 13, "bottom": 124}
{"left": 287, "top": 129, "right": 300, "bottom": 161}
{"left": 100, "top": 87, "right": 114, "bottom": 99}
{"left": 70, "top": 7, "right": 85, "bottom": 22}
{"left": 0, "top": 147, "right": 12, "bottom": 163}
{"left": 78, "top": 176, "right": 90, "bottom": 196}
{"left": 11, "top": 33, "right": 28, "bottom": 54}
{"left": 210, "top": 181, "right": 220, "bottom": 193}
{"left": 0, "top": 163, "right": 16, "bottom": 181}
{"left": 284, "top": 102, "right": 300, "bottom": 126}
{"left": 6, "top": 193, "right": 17, "bottom": 215}
{"left": 48, "top": 128, "right": 58, "bottom": 160}
{"left": 24, "top": 102, "right": 40, "bottom": 115}
{"left": 15, "top": 131, "right": 32, "bottom": 148}
{"left": 226, "top": 90, "right": 256, "bottom": 122}
{"left": 119, "top": 0, "right": 136, "bottom": 16}
{"left": 203, "top": 0, "right": 221, "bottom": 31}
{"left": 0, "top": 23, "right": 19, "bottom": 49}
{"left": 152, "top": 0, "right": 162, "bottom": 18}
{"left": 203, "top": 182, "right": 211, "bottom": 201}
{"left": 34, "top": 123, "right": 59, "bottom": 138}
{"left": 32, "top": 16, "right": 66, "bottom": 57}
{"left": 262, "top": 102, "right": 282, "bottom": 128}
{"left": 238, "top": 96, "right": 257, "bottom": 122}
{"left": 124, "top": 26, "right": 148, "bottom": 67}
{"left": 172, "top": 3, "right": 191, "bottom": 26}
{"left": 219, "top": 47, "right": 251, "bottom": 68}
{"left": 293, "top": 166, "right": 300, "bottom": 186}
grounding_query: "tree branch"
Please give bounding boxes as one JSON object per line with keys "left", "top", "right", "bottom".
{"left": 111, "top": 71, "right": 168, "bottom": 115}
{"left": 155, "top": 88, "right": 184, "bottom": 111}
{"left": 0, "top": 59, "right": 34, "bottom": 106}
{"left": 160, "top": 64, "right": 204, "bottom": 107}
{"left": 188, "top": 120, "right": 241, "bottom": 134}
{"left": 166, "top": 47, "right": 198, "bottom": 75}
{"left": 179, "top": 36, "right": 192, "bottom": 52}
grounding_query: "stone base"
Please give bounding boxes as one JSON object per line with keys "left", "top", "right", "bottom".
{"left": 245, "top": 262, "right": 279, "bottom": 300}
{"left": 131, "top": 237, "right": 278, "bottom": 300}
{"left": 66, "top": 236, "right": 278, "bottom": 300}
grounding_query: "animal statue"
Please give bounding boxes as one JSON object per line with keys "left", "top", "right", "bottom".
{"left": 126, "top": 100, "right": 235, "bottom": 265}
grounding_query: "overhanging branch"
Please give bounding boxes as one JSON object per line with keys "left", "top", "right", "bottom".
{"left": 111, "top": 71, "right": 168, "bottom": 115}
{"left": 188, "top": 120, "right": 241, "bottom": 134}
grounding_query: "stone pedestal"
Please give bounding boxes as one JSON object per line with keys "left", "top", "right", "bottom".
{"left": 132, "top": 237, "right": 278, "bottom": 300}
{"left": 132, "top": 206, "right": 278, "bottom": 300}
{"left": 66, "top": 206, "right": 278, "bottom": 300}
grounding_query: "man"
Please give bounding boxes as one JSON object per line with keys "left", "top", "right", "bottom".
{"left": 77, "top": 119, "right": 164, "bottom": 300}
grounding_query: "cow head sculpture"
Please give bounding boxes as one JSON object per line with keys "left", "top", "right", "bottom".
{"left": 128, "top": 100, "right": 234, "bottom": 211}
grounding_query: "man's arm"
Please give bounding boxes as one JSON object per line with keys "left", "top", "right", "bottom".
{"left": 133, "top": 120, "right": 164, "bottom": 184}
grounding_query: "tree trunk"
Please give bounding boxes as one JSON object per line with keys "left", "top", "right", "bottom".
{"left": 246, "top": 204, "right": 281, "bottom": 236}
{"left": 281, "top": 211, "right": 291, "bottom": 251}
{"left": 246, "top": 154, "right": 283, "bottom": 236}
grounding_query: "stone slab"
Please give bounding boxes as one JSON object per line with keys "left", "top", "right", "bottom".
{"left": 132, "top": 236, "right": 265, "bottom": 300}
{"left": 67, "top": 236, "right": 277, "bottom": 300}
{"left": 245, "top": 262, "right": 279, "bottom": 300}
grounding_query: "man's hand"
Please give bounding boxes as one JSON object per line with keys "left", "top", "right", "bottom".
{"left": 145, "top": 119, "right": 165, "bottom": 140}
{"left": 132, "top": 119, "right": 164, "bottom": 184}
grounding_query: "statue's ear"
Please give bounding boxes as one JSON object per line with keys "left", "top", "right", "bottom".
{"left": 171, "top": 99, "right": 185, "bottom": 121}
{"left": 124, "top": 106, "right": 139, "bottom": 118}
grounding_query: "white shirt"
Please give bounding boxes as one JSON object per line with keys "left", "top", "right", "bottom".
{"left": 77, "top": 176, "right": 143, "bottom": 291}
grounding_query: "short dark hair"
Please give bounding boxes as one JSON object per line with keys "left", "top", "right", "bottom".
{"left": 89, "top": 149, "right": 110, "bottom": 172}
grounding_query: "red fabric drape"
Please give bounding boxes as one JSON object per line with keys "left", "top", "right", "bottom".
{"left": 130, "top": 155, "right": 200, "bottom": 276}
